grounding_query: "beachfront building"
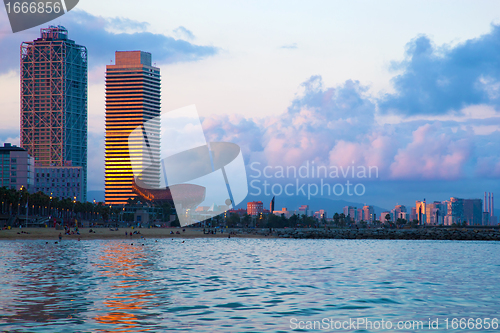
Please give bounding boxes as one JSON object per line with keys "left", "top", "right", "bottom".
{"left": 20, "top": 26, "right": 88, "bottom": 201}
{"left": 105, "top": 51, "right": 161, "bottom": 205}
{"left": 0, "top": 143, "right": 34, "bottom": 191}
{"left": 34, "top": 165, "right": 84, "bottom": 201}
{"left": 247, "top": 201, "right": 263, "bottom": 216}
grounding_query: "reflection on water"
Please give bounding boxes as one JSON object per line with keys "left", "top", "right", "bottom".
{"left": 93, "top": 243, "right": 158, "bottom": 332}
{"left": 0, "top": 238, "right": 499, "bottom": 332}
{"left": 0, "top": 241, "right": 94, "bottom": 328}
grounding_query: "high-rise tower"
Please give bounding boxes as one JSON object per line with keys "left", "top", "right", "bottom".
{"left": 105, "top": 51, "right": 161, "bottom": 205}
{"left": 20, "top": 26, "right": 87, "bottom": 201}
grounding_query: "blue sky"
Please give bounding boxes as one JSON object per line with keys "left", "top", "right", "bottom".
{"left": 1, "top": 1, "right": 500, "bottom": 211}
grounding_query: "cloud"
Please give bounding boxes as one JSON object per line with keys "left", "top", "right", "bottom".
{"left": 390, "top": 123, "right": 472, "bottom": 180}
{"left": 173, "top": 26, "right": 195, "bottom": 41}
{"left": 0, "top": 9, "right": 218, "bottom": 74}
{"left": 380, "top": 25, "right": 500, "bottom": 116}
{"left": 201, "top": 75, "right": 500, "bottom": 183}
{"left": 261, "top": 76, "right": 377, "bottom": 167}
{"left": 280, "top": 43, "right": 297, "bottom": 49}
{"left": 202, "top": 114, "right": 264, "bottom": 164}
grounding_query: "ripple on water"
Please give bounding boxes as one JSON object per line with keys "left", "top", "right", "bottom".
{"left": 0, "top": 238, "right": 499, "bottom": 332}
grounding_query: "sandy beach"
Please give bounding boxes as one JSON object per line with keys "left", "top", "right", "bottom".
{"left": 0, "top": 227, "right": 273, "bottom": 240}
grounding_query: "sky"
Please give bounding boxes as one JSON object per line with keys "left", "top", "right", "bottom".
{"left": 1, "top": 1, "right": 500, "bottom": 211}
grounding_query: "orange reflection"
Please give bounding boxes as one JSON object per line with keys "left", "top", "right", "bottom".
{"left": 93, "top": 243, "right": 156, "bottom": 332}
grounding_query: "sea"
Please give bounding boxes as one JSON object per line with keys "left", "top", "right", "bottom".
{"left": 0, "top": 238, "right": 499, "bottom": 332}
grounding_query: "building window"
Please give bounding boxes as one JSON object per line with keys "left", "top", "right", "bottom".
{"left": 11, "top": 158, "right": 16, "bottom": 163}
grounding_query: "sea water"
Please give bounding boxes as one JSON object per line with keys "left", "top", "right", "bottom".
{"left": 0, "top": 238, "right": 499, "bottom": 332}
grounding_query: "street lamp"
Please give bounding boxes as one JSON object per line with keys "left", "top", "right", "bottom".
{"left": 18, "top": 186, "right": 23, "bottom": 219}
{"left": 73, "top": 196, "right": 76, "bottom": 227}
{"left": 49, "top": 193, "right": 52, "bottom": 218}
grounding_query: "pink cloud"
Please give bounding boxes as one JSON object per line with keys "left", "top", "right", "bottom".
{"left": 390, "top": 123, "right": 471, "bottom": 179}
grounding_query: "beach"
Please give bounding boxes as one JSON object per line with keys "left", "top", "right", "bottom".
{"left": 0, "top": 227, "right": 272, "bottom": 240}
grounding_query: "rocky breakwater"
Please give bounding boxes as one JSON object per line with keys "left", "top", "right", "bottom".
{"left": 276, "top": 228, "right": 500, "bottom": 241}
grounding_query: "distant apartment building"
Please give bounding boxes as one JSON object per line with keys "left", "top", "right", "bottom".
{"left": 409, "top": 207, "right": 417, "bottom": 222}
{"left": 362, "top": 205, "right": 374, "bottom": 222}
{"left": 392, "top": 204, "right": 407, "bottom": 221}
{"left": 463, "top": 198, "right": 483, "bottom": 226}
{"left": 247, "top": 201, "right": 263, "bottom": 216}
{"left": 343, "top": 206, "right": 356, "bottom": 222}
{"left": 20, "top": 26, "right": 88, "bottom": 201}
{"left": 298, "top": 205, "right": 310, "bottom": 217}
{"left": 35, "top": 165, "right": 84, "bottom": 201}
{"left": 273, "top": 208, "right": 292, "bottom": 219}
{"left": 441, "top": 197, "right": 483, "bottom": 226}
{"left": 381, "top": 211, "right": 392, "bottom": 222}
{"left": 425, "top": 201, "right": 444, "bottom": 225}
{"left": 0, "top": 143, "right": 34, "bottom": 191}
{"left": 356, "top": 208, "right": 363, "bottom": 222}
{"left": 415, "top": 200, "right": 426, "bottom": 224}
{"left": 314, "top": 209, "right": 327, "bottom": 220}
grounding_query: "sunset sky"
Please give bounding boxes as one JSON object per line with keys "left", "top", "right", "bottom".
{"left": 1, "top": 1, "right": 500, "bottom": 210}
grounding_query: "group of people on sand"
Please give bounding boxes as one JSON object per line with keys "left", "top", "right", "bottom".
{"left": 64, "top": 226, "right": 80, "bottom": 236}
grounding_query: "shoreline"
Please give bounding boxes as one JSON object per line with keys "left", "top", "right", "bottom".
{"left": 0, "top": 227, "right": 271, "bottom": 240}
{"left": 1, "top": 227, "right": 500, "bottom": 241}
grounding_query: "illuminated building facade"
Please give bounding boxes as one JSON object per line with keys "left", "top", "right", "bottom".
{"left": 105, "top": 51, "right": 161, "bottom": 205}
{"left": 20, "top": 26, "right": 87, "bottom": 201}
{"left": 362, "top": 205, "right": 374, "bottom": 223}
{"left": 247, "top": 201, "right": 263, "bottom": 216}
{"left": 415, "top": 200, "right": 426, "bottom": 224}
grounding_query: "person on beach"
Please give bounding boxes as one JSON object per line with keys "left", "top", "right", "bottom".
{"left": 58, "top": 233, "right": 62, "bottom": 241}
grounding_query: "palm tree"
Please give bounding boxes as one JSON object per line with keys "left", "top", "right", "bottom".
{"left": 333, "top": 213, "right": 340, "bottom": 227}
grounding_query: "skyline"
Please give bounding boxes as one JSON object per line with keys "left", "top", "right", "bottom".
{"left": 1, "top": 2, "right": 500, "bottom": 209}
